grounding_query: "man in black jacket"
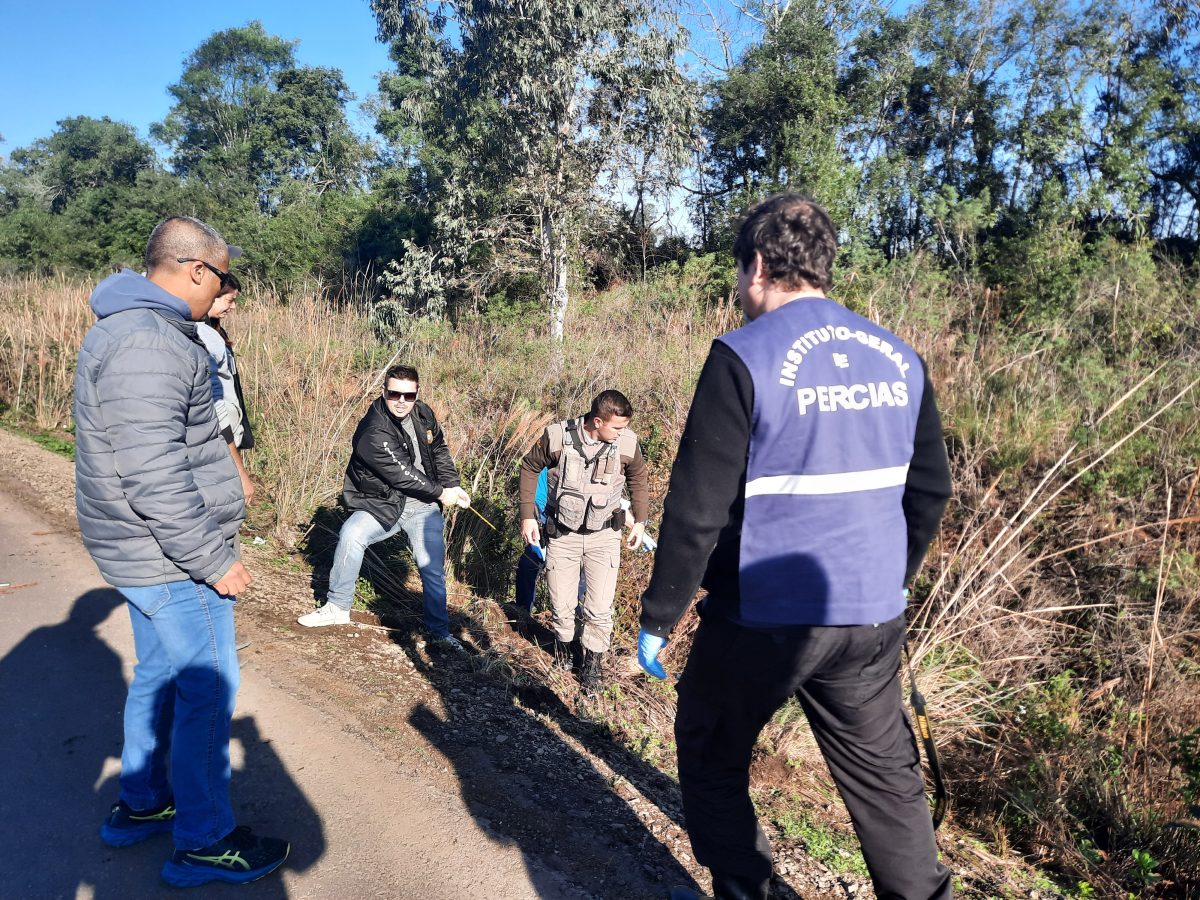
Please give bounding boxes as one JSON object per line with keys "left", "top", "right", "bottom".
{"left": 638, "top": 195, "right": 953, "bottom": 899}
{"left": 299, "top": 365, "right": 470, "bottom": 650}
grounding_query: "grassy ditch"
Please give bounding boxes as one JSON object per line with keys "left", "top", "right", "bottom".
{"left": 2, "top": 255, "right": 1198, "bottom": 895}
{"left": 0, "top": 415, "right": 75, "bottom": 459}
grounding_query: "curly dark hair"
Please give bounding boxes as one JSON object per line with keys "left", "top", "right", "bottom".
{"left": 732, "top": 194, "right": 837, "bottom": 292}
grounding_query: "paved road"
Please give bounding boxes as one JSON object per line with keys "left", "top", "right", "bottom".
{"left": 0, "top": 486, "right": 571, "bottom": 899}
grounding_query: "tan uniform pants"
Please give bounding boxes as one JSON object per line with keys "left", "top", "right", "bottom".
{"left": 545, "top": 527, "right": 621, "bottom": 652}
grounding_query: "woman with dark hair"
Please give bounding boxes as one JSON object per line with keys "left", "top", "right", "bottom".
{"left": 197, "top": 271, "right": 256, "bottom": 503}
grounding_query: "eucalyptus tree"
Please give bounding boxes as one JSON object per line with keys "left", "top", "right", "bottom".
{"left": 371, "top": 0, "right": 697, "bottom": 340}
{"left": 835, "top": 8, "right": 924, "bottom": 258}
{"left": 1091, "top": 0, "right": 1200, "bottom": 242}
{"left": 704, "top": 0, "right": 858, "bottom": 242}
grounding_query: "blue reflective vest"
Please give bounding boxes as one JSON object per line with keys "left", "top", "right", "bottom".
{"left": 718, "top": 297, "right": 924, "bottom": 626}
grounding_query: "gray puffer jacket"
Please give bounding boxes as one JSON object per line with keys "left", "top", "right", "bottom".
{"left": 74, "top": 270, "right": 244, "bottom": 587}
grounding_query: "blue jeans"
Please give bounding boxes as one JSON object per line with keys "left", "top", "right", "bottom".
{"left": 116, "top": 580, "right": 239, "bottom": 850}
{"left": 515, "top": 545, "right": 587, "bottom": 613}
{"left": 327, "top": 505, "right": 451, "bottom": 638}
{"left": 515, "top": 546, "right": 544, "bottom": 611}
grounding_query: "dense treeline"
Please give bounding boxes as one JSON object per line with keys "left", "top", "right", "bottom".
{"left": 2, "top": 2, "right": 1196, "bottom": 332}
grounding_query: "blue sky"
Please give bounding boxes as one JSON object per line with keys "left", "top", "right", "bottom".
{"left": 0, "top": 0, "right": 394, "bottom": 157}
{"left": 0, "top": 1, "right": 762, "bottom": 162}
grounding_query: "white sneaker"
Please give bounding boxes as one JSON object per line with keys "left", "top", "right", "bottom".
{"left": 297, "top": 603, "right": 351, "bottom": 627}
{"left": 431, "top": 634, "right": 465, "bottom": 652}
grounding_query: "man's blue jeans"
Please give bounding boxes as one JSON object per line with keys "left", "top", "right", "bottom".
{"left": 116, "top": 579, "right": 239, "bottom": 850}
{"left": 327, "top": 505, "right": 451, "bottom": 638}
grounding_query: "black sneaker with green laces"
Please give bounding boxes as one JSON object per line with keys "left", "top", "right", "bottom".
{"left": 161, "top": 826, "right": 289, "bottom": 887}
{"left": 99, "top": 798, "right": 176, "bottom": 847}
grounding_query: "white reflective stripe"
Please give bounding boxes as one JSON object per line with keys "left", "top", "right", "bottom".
{"left": 745, "top": 464, "right": 910, "bottom": 497}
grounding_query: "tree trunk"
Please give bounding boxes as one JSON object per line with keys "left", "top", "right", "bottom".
{"left": 542, "top": 208, "right": 569, "bottom": 343}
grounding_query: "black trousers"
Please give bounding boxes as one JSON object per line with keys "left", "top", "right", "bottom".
{"left": 674, "top": 614, "right": 952, "bottom": 900}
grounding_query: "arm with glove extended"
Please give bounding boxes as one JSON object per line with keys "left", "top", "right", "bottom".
{"left": 637, "top": 342, "right": 754, "bottom": 678}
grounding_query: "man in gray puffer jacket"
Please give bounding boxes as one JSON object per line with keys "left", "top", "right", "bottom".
{"left": 75, "top": 217, "right": 289, "bottom": 888}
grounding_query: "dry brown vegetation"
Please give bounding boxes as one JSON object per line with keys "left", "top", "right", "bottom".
{"left": 2, "top": 263, "right": 1198, "bottom": 897}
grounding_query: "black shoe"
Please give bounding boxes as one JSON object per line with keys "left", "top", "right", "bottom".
{"left": 580, "top": 649, "right": 605, "bottom": 695}
{"left": 551, "top": 638, "right": 573, "bottom": 672}
{"left": 99, "top": 798, "right": 176, "bottom": 847}
{"left": 668, "top": 873, "right": 769, "bottom": 900}
{"left": 161, "top": 826, "right": 289, "bottom": 887}
{"left": 711, "top": 872, "right": 771, "bottom": 900}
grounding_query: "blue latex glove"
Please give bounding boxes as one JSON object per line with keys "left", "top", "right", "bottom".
{"left": 637, "top": 628, "right": 668, "bottom": 680}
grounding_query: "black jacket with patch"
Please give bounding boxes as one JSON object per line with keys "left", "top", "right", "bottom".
{"left": 342, "top": 397, "right": 461, "bottom": 528}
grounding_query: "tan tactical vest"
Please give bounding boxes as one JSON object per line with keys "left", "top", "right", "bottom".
{"left": 546, "top": 418, "right": 638, "bottom": 532}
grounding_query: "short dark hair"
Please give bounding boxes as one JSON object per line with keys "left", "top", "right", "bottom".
{"left": 384, "top": 364, "right": 419, "bottom": 385}
{"left": 589, "top": 390, "right": 633, "bottom": 421}
{"left": 144, "top": 216, "right": 227, "bottom": 274}
{"left": 732, "top": 194, "right": 837, "bottom": 292}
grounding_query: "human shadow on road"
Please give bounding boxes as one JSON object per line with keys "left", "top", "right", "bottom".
{"left": 301, "top": 505, "right": 738, "bottom": 895}
{"left": 0, "top": 588, "right": 322, "bottom": 898}
{"left": 381, "top": 614, "right": 702, "bottom": 898}
{"left": 0, "top": 588, "right": 128, "bottom": 899}
{"left": 305, "top": 499, "right": 703, "bottom": 895}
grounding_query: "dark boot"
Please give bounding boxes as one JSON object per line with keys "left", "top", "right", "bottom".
{"left": 551, "top": 638, "right": 573, "bottom": 672}
{"left": 579, "top": 649, "right": 605, "bottom": 695}
{"left": 668, "top": 873, "right": 769, "bottom": 900}
{"left": 710, "top": 872, "right": 770, "bottom": 900}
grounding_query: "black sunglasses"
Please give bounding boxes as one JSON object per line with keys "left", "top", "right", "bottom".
{"left": 385, "top": 389, "right": 418, "bottom": 402}
{"left": 177, "top": 257, "right": 234, "bottom": 290}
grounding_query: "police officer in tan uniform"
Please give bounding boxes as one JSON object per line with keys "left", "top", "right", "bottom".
{"left": 519, "top": 390, "right": 650, "bottom": 693}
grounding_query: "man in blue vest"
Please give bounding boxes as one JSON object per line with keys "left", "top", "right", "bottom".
{"left": 638, "top": 194, "right": 953, "bottom": 899}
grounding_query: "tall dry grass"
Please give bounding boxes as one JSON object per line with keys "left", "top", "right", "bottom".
{"left": 0, "top": 275, "right": 94, "bottom": 429}
{"left": 2, "top": 263, "right": 1198, "bottom": 894}
{"left": 841, "top": 264, "right": 1200, "bottom": 892}
{"left": 230, "top": 295, "right": 393, "bottom": 542}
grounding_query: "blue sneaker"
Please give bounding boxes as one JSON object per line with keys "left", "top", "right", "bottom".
{"left": 161, "top": 826, "right": 289, "bottom": 887}
{"left": 99, "top": 798, "right": 175, "bottom": 847}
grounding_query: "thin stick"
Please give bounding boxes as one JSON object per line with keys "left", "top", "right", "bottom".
{"left": 464, "top": 504, "right": 500, "bottom": 532}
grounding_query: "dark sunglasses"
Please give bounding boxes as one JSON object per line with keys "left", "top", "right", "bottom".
{"left": 177, "top": 257, "right": 234, "bottom": 290}
{"left": 384, "top": 389, "right": 418, "bottom": 402}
